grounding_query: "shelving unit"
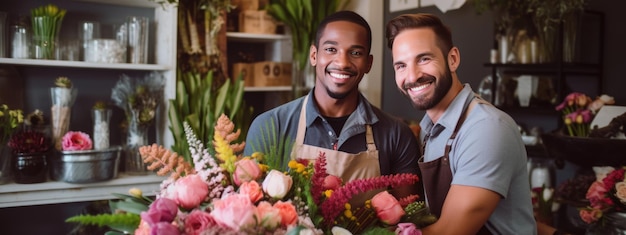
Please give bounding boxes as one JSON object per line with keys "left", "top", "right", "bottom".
{"left": 227, "top": 31, "right": 294, "bottom": 116}
{"left": 483, "top": 11, "right": 604, "bottom": 162}
{"left": 0, "top": 0, "right": 177, "bottom": 207}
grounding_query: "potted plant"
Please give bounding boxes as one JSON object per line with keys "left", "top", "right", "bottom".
{"left": 8, "top": 129, "right": 50, "bottom": 183}
{"left": 0, "top": 104, "right": 24, "bottom": 184}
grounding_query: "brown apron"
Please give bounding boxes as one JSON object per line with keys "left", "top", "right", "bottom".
{"left": 418, "top": 96, "right": 493, "bottom": 235}
{"left": 291, "top": 96, "right": 382, "bottom": 203}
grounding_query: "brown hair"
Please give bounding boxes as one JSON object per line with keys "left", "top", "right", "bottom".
{"left": 385, "top": 13, "right": 453, "bottom": 56}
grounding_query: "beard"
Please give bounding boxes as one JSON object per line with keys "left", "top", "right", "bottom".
{"left": 400, "top": 67, "right": 453, "bottom": 110}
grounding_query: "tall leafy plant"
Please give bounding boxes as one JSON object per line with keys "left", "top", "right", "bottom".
{"left": 168, "top": 71, "right": 252, "bottom": 163}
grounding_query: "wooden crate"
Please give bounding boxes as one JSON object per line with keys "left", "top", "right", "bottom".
{"left": 252, "top": 61, "right": 291, "bottom": 87}
{"left": 238, "top": 10, "right": 277, "bottom": 34}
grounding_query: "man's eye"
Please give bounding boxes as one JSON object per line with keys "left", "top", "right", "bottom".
{"left": 418, "top": 57, "right": 431, "bottom": 64}
{"left": 394, "top": 64, "right": 406, "bottom": 71}
{"left": 325, "top": 48, "right": 336, "bottom": 53}
{"left": 350, "top": 51, "right": 363, "bottom": 57}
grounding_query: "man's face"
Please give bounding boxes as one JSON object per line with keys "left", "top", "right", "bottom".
{"left": 391, "top": 28, "right": 452, "bottom": 110}
{"left": 310, "top": 21, "right": 373, "bottom": 100}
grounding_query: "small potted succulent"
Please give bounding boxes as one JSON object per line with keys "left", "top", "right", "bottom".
{"left": 8, "top": 130, "right": 51, "bottom": 183}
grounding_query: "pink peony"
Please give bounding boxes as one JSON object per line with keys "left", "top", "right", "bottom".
{"left": 586, "top": 181, "right": 608, "bottom": 204}
{"left": 273, "top": 200, "right": 298, "bottom": 227}
{"left": 141, "top": 198, "right": 179, "bottom": 225}
{"left": 173, "top": 174, "right": 209, "bottom": 209}
{"left": 371, "top": 191, "right": 405, "bottom": 225}
{"left": 211, "top": 194, "right": 257, "bottom": 230}
{"left": 61, "top": 131, "right": 93, "bottom": 151}
{"left": 151, "top": 221, "right": 180, "bottom": 235}
{"left": 256, "top": 201, "right": 282, "bottom": 230}
{"left": 233, "top": 158, "right": 262, "bottom": 185}
{"left": 239, "top": 180, "right": 263, "bottom": 203}
{"left": 323, "top": 175, "right": 342, "bottom": 191}
{"left": 184, "top": 210, "right": 219, "bottom": 235}
{"left": 395, "top": 222, "right": 422, "bottom": 235}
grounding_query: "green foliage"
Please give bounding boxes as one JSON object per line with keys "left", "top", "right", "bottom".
{"left": 249, "top": 119, "right": 294, "bottom": 170}
{"left": 168, "top": 70, "right": 252, "bottom": 163}
{"left": 65, "top": 213, "right": 141, "bottom": 234}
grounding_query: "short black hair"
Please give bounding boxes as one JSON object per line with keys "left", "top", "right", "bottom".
{"left": 315, "top": 10, "right": 372, "bottom": 53}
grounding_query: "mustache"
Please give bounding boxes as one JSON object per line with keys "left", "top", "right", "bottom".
{"left": 402, "top": 74, "right": 436, "bottom": 90}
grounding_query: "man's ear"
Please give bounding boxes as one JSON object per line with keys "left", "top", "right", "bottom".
{"left": 447, "top": 47, "right": 460, "bottom": 72}
{"left": 309, "top": 44, "right": 317, "bottom": 66}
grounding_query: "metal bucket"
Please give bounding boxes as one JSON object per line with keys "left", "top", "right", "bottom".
{"left": 49, "top": 146, "right": 121, "bottom": 183}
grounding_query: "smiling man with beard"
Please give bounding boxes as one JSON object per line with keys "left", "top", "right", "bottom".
{"left": 244, "top": 11, "right": 421, "bottom": 199}
{"left": 386, "top": 13, "right": 538, "bottom": 234}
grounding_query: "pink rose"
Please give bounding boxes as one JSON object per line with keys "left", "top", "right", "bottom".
{"left": 239, "top": 180, "right": 264, "bottom": 203}
{"left": 173, "top": 174, "right": 209, "bottom": 209}
{"left": 184, "top": 210, "right": 222, "bottom": 235}
{"left": 256, "top": 201, "right": 282, "bottom": 230}
{"left": 580, "top": 208, "right": 603, "bottom": 224}
{"left": 211, "top": 194, "right": 257, "bottom": 230}
{"left": 262, "top": 170, "right": 293, "bottom": 199}
{"left": 395, "top": 222, "right": 422, "bottom": 235}
{"left": 273, "top": 200, "right": 298, "bottom": 227}
{"left": 323, "top": 175, "right": 342, "bottom": 191}
{"left": 233, "top": 158, "right": 262, "bottom": 185}
{"left": 61, "top": 131, "right": 93, "bottom": 150}
{"left": 615, "top": 182, "right": 626, "bottom": 202}
{"left": 371, "top": 191, "right": 405, "bottom": 225}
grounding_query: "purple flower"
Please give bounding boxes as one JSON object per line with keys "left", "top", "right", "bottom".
{"left": 150, "top": 221, "right": 180, "bottom": 235}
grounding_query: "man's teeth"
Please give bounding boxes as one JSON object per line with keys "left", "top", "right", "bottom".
{"left": 330, "top": 73, "right": 350, "bottom": 79}
{"left": 409, "top": 83, "right": 429, "bottom": 91}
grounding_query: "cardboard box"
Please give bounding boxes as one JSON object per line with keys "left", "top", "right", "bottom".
{"left": 239, "top": 10, "right": 277, "bottom": 34}
{"left": 252, "top": 61, "right": 291, "bottom": 87}
{"left": 232, "top": 0, "right": 260, "bottom": 11}
{"left": 232, "top": 63, "right": 255, "bottom": 87}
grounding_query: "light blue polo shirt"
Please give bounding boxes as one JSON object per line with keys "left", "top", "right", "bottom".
{"left": 419, "top": 84, "right": 537, "bottom": 234}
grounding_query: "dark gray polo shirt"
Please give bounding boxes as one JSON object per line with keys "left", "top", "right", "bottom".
{"left": 243, "top": 89, "right": 420, "bottom": 176}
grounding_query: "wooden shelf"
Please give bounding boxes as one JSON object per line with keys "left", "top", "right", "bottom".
{"left": 226, "top": 32, "right": 290, "bottom": 43}
{"left": 244, "top": 86, "right": 291, "bottom": 92}
{"left": 0, "top": 174, "right": 166, "bottom": 208}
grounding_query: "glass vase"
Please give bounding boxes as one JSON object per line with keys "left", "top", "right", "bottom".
{"left": 92, "top": 108, "right": 111, "bottom": 150}
{"left": 50, "top": 87, "right": 77, "bottom": 150}
{"left": 31, "top": 16, "right": 62, "bottom": 60}
{"left": 124, "top": 111, "right": 150, "bottom": 175}
{"left": 0, "top": 144, "right": 12, "bottom": 184}
{"left": 562, "top": 12, "right": 582, "bottom": 63}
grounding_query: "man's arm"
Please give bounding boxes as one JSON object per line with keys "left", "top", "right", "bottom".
{"left": 422, "top": 185, "right": 500, "bottom": 235}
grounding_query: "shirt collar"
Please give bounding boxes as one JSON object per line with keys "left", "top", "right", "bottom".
{"left": 304, "top": 89, "right": 379, "bottom": 128}
{"left": 420, "top": 84, "right": 475, "bottom": 137}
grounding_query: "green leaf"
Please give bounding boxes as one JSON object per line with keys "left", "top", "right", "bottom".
{"left": 109, "top": 200, "right": 149, "bottom": 215}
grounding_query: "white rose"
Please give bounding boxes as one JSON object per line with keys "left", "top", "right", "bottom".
{"left": 331, "top": 226, "right": 353, "bottom": 235}
{"left": 262, "top": 169, "right": 293, "bottom": 199}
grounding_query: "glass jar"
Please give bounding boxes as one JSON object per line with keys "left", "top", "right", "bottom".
{"left": 84, "top": 39, "right": 126, "bottom": 63}
{"left": 92, "top": 108, "right": 111, "bottom": 150}
{"left": 13, "top": 152, "right": 47, "bottom": 184}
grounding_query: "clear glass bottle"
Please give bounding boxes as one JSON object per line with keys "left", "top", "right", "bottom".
{"left": 10, "top": 23, "right": 30, "bottom": 59}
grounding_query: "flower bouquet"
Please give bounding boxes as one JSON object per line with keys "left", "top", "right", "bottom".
{"left": 576, "top": 166, "right": 626, "bottom": 234}
{"left": 0, "top": 104, "right": 24, "bottom": 183}
{"left": 31, "top": 3, "right": 66, "bottom": 59}
{"left": 111, "top": 72, "right": 164, "bottom": 174}
{"left": 555, "top": 92, "right": 614, "bottom": 137}
{"left": 66, "top": 114, "right": 437, "bottom": 234}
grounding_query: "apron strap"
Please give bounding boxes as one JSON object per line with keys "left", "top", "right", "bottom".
{"left": 295, "top": 95, "right": 309, "bottom": 146}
